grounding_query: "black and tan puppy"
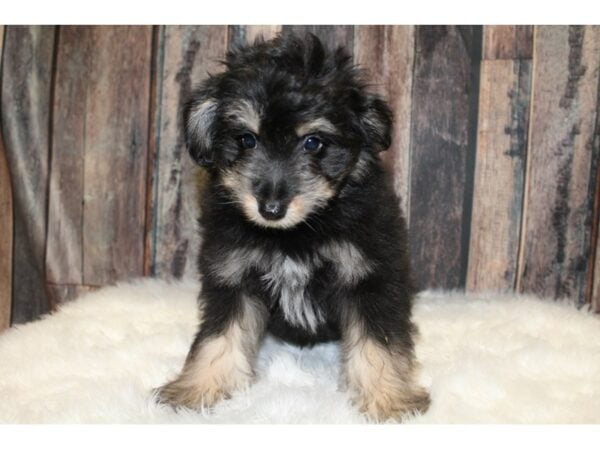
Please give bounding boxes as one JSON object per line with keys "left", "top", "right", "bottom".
{"left": 157, "top": 33, "right": 430, "bottom": 422}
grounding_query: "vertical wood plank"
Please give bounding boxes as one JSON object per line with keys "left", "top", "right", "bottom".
{"left": 467, "top": 60, "right": 531, "bottom": 291}
{"left": 1, "top": 26, "right": 55, "bottom": 323}
{"left": 82, "top": 26, "right": 152, "bottom": 286}
{"left": 282, "top": 25, "right": 354, "bottom": 52}
{"left": 46, "top": 26, "right": 153, "bottom": 297}
{"left": 591, "top": 157, "right": 600, "bottom": 312}
{"left": 408, "top": 26, "right": 482, "bottom": 290}
{"left": 149, "top": 26, "right": 228, "bottom": 279}
{"left": 353, "top": 25, "right": 415, "bottom": 219}
{"left": 0, "top": 128, "right": 10, "bottom": 331}
{"left": 245, "top": 25, "right": 281, "bottom": 43}
{"left": 228, "top": 25, "right": 281, "bottom": 48}
{"left": 517, "top": 26, "right": 600, "bottom": 304}
{"left": 0, "top": 25, "right": 13, "bottom": 331}
{"left": 46, "top": 26, "right": 89, "bottom": 287}
{"left": 46, "top": 283, "right": 98, "bottom": 305}
{"left": 483, "top": 26, "right": 534, "bottom": 60}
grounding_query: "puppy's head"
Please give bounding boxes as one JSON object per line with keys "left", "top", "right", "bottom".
{"left": 185, "top": 33, "right": 392, "bottom": 229}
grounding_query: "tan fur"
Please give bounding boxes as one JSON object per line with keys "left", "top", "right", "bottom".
{"left": 296, "top": 118, "right": 338, "bottom": 136}
{"left": 221, "top": 170, "right": 334, "bottom": 229}
{"left": 157, "top": 297, "right": 266, "bottom": 409}
{"left": 188, "top": 99, "right": 217, "bottom": 149}
{"left": 342, "top": 322, "right": 430, "bottom": 422}
{"left": 225, "top": 100, "right": 261, "bottom": 134}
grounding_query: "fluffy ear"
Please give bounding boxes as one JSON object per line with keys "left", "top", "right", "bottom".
{"left": 183, "top": 89, "right": 219, "bottom": 167}
{"left": 360, "top": 95, "right": 393, "bottom": 153}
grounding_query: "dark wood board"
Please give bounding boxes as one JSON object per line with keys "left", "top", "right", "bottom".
{"left": 1, "top": 26, "right": 56, "bottom": 323}
{"left": 148, "top": 26, "right": 228, "bottom": 279}
{"left": 467, "top": 59, "right": 531, "bottom": 292}
{"left": 353, "top": 25, "right": 415, "bottom": 219}
{"left": 517, "top": 26, "right": 600, "bottom": 304}
{"left": 282, "top": 25, "right": 354, "bottom": 53}
{"left": 408, "top": 25, "right": 482, "bottom": 290}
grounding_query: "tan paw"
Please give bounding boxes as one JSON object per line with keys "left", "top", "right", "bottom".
{"left": 353, "top": 387, "right": 430, "bottom": 422}
{"left": 155, "top": 376, "right": 233, "bottom": 410}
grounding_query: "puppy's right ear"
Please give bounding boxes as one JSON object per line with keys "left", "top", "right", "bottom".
{"left": 184, "top": 90, "right": 219, "bottom": 168}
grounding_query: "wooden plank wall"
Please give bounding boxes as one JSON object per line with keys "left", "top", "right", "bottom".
{"left": 1, "top": 26, "right": 55, "bottom": 323}
{"left": 46, "top": 26, "right": 153, "bottom": 305}
{"left": 517, "top": 26, "right": 600, "bottom": 303}
{"left": 1, "top": 25, "right": 599, "bottom": 327}
{"left": 0, "top": 25, "right": 13, "bottom": 331}
{"left": 467, "top": 26, "right": 533, "bottom": 291}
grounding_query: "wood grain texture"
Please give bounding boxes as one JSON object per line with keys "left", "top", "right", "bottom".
{"left": 591, "top": 156, "right": 600, "bottom": 312}
{"left": 0, "top": 24, "right": 12, "bottom": 331}
{"left": 46, "top": 26, "right": 89, "bottom": 286}
{"left": 149, "top": 26, "right": 228, "bottom": 279}
{"left": 353, "top": 25, "right": 415, "bottom": 220}
{"left": 408, "top": 26, "right": 482, "bottom": 290}
{"left": 517, "top": 26, "right": 600, "bottom": 304}
{"left": 46, "top": 26, "right": 153, "bottom": 292}
{"left": 228, "top": 25, "right": 281, "bottom": 47}
{"left": 483, "top": 26, "right": 533, "bottom": 60}
{"left": 46, "top": 283, "right": 98, "bottom": 307}
{"left": 467, "top": 60, "right": 532, "bottom": 291}
{"left": 1, "top": 26, "right": 55, "bottom": 323}
{"left": 282, "top": 25, "right": 354, "bottom": 52}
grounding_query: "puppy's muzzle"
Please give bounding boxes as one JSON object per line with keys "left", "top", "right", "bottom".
{"left": 258, "top": 199, "right": 287, "bottom": 221}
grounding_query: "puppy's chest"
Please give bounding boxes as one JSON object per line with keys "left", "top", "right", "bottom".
{"left": 213, "top": 241, "right": 372, "bottom": 332}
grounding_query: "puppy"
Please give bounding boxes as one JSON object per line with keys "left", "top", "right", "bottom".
{"left": 157, "top": 33, "right": 430, "bottom": 422}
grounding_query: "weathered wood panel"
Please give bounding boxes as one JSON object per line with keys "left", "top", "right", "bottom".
{"left": 228, "top": 25, "right": 281, "bottom": 48}
{"left": 1, "top": 26, "right": 55, "bottom": 323}
{"left": 354, "top": 25, "right": 415, "bottom": 220}
{"left": 467, "top": 59, "right": 531, "bottom": 291}
{"left": 46, "top": 26, "right": 152, "bottom": 296}
{"left": 245, "top": 25, "right": 281, "bottom": 43}
{"left": 282, "top": 25, "right": 354, "bottom": 52}
{"left": 517, "top": 26, "right": 600, "bottom": 304}
{"left": 46, "top": 283, "right": 99, "bottom": 306}
{"left": 149, "top": 26, "right": 228, "bottom": 279}
{"left": 82, "top": 26, "right": 152, "bottom": 286}
{"left": 0, "top": 128, "right": 10, "bottom": 332}
{"left": 0, "top": 23, "right": 12, "bottom": 331}
{"left": 483, "top": 25, "right": 533, "bottom": 60}
{"left": 46, "top": 26, "right": 90, "bottom": 287}
{"left": 408, "top": 26, "right": 482, "bottom": 290}
{"left": 591, "top": 158, "right": 600, "bottom": 312}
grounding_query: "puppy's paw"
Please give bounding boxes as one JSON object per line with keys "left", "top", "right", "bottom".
{"left": 353, "top": 386, "right": 430, "bottom": 423}
{"left": 154, "top": 376, "right": 230, "bottom": 410}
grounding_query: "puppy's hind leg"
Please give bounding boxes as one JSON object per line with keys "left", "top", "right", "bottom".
{"left": 156, "top": 290, "right": 268, "bottom": 410}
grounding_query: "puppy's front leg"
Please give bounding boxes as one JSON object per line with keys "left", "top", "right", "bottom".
{"left": 341, "top": 285, "right": 430, "bottom": 422}
{"left": 157, "top": 286, "right": 267, "bottom": 410}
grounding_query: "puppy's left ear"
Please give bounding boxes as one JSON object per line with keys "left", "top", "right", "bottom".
{"left": 360, "top": 95, "right": 393, "bottom": 153}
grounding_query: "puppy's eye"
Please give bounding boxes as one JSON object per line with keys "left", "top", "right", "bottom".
{"left": 303, "top": 136, "right": 323, "bottom": 152}
{"left": 240, "top": 133, "right": 257, "bottom": 149}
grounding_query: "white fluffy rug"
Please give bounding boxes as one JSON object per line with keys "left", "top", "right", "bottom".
{"left": 0, "top": 278, "right": 598, "bottom": 424}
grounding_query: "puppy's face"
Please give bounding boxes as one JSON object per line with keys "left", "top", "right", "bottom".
{"left": 185, "top": 34, "right": 392, "bottom": 229}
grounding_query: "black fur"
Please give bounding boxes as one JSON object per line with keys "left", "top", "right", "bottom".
{"left": 161, "top": 33, "right": 429, "bottom": 420}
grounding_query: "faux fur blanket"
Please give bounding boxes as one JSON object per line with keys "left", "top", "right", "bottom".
{"left": 0, "top": 278, "right": 598, "bottom": 423}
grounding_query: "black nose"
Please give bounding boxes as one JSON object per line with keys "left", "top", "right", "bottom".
{"left": 258, "top": 200, "right": 287, "bottom": 221}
